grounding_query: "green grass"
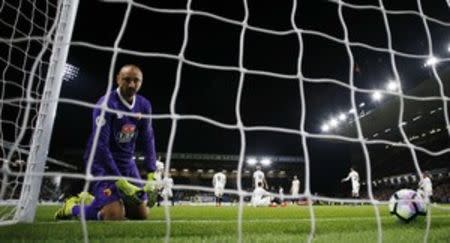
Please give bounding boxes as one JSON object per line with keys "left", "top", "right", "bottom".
{"left": 0, "top": 204, "right": 449, "bottom": 242}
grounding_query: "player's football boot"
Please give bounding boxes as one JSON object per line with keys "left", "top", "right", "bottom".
{"left": 77, "top": 191, "right": 94, "bottom": 205}
{"left": 54, "top": 196, "right": 78, "bottom": 220}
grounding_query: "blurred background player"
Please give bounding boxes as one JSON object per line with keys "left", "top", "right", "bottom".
{"left": 251, "top": 182, "right": 272, "bottom": 207}
{"left": 161, "top": 174, "right": 174, "bottom": 206}
{"left": 55, "top": 64, "right": 158, "bottom": 221}
{"left": 151, "top": 157, "right": 164, "bottom": 207}
{"left": 154, "top": 157, "right": 164, "bottom": 185}
{"left": 251, "top": 182, "right": 282, "bottom": 207}
{"left": 278, "top": 186, "right": 286, "bottom": 206}
{"left": 290, "top": 175, "right": 300, "bottom": 204}
{"left": 212, "top": 171, "right": 227, "bottom": 207}
{"left": 341, "top": 167, "right": 360, "bottom": 198}
{"left": 253, "top": 165, "right": 268, "bottom": 189}
{"left": 418, "top": 171, "right": 433, "bottom": 202}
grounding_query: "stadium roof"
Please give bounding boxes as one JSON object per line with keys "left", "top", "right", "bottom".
{"left": 337, "top": 66, "right": 450, "bottom": 177}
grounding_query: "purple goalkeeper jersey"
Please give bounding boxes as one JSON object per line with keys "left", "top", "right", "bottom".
{"left": 84, "top": 89, "right": 156, "bottom": 177}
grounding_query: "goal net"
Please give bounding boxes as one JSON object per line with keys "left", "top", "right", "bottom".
{"left": 1, "top": 0, "right": 449, "bottom": 242}
{"left": 0, "top": 0, "right": 78, "bottom": 223}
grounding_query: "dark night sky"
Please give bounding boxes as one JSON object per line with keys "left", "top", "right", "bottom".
{"left": 44, "top": 0, "right": 450, "bottom": 192}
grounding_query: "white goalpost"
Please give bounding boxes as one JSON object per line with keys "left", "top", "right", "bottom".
{"left": 1, "top": 0, "right": 450, "bottom": 242}
{"left": 0, "top": 0, "right": 79, "bottom": 224}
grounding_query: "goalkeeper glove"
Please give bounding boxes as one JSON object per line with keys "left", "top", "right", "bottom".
{"left": 143, "top": 172, "right": 156, "bottom": 193}
{"left": 115, "top": 178, "right": 143, "bottom": 205}
{"left": 143, "top": 173, "right": 158, "bottom": 208}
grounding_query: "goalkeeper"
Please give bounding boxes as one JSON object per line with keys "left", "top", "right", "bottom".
{"left": 55, "top": 64, "right": 157, "bottom": 220}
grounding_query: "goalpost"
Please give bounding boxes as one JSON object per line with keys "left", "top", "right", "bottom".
{"left": 0, "top": 0, "right": 79, "bottom": 223}
{"left": 1, "top": 0, "right": 449, "bottom": 242}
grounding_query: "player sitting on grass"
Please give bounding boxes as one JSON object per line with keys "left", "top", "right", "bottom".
{"left": 251, "top": 182, "right": 284, "bottom": 207}
{"left": 55, "top": 64, "right": 157, "bottom": 220}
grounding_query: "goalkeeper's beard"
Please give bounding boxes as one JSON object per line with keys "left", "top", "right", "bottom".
{"left": 121, "top": 88, "right": 137, "bottom": 101}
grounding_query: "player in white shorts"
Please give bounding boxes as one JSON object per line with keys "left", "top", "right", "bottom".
{"left": 290, "top": 175, "right": 300, "bottom": 204}
{"left": 161, "top": 175, "right": 174, "bottom": 206}
{"left": 341, "top": 167, "right": 360, "bottom": 198}
{"left": 418, "top": 171, "right": 433, "bottom": 202}
{"left": 251, "top": 182, "right": 272, "bottom": 207}
{"left": 253, "top": 165, "right": 268, "bottom": 189}
{"left": 152, "top": 157, "right": 164, "bottom": 207}
{"left": 154, "top": 157, "right": 164, "bottom": 189}
{"left": 212, "top": 171, "right": 227, "bottom": 207}
{"left": 278, "top": 186, "right": 287, "bottom": 206}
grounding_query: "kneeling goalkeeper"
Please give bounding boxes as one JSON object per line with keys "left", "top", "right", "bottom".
{"left": 55, "top": 64, "right": 157, "bottom": 220}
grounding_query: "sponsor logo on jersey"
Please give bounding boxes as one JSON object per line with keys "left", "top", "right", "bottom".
{"left": 103, "top": 188, "right": 112, "bottom": 197}
{"left": 122, "top": 124, "right": 135, "bottom": 134}
{"left": 117, "top": 123, "right": 136, "bottom": 143}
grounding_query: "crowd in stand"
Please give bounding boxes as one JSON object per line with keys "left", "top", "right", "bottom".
{"left": 362, "top": 177, "right": 450, "bottom": 203}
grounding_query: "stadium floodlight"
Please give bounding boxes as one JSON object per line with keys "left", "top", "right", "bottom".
{"left": 63, "top": 63, "right": 79, "bottom": 82}
{"left": 372, "top": 91, "right": 383, "bottom": 102}
{"left": 246, "top": 157, "right": 257, "bottom": 166}
{"left": 260, "top": 158, "right": 272, "bottom": 166}
{"left": 448, "top": 44, "right": 450, "bottom": 52}
{"left": 338, "top": 113, "right": 347, "bottom": 121}
{"left": 329, "top": 118, "right": 339, "bottom": 128}
{"left": 8, "top": 0, "right": 449, "bottom": 238}
{"left": 348, "top": 108, "right": 356, "bottom": 114}
{"left": 386, "top": 80, "right": 398, "bottom": 91}
{"left": 359, "top": 102, "right": 365, "bottom": 108}
{"left": 321, "top": 123, "right": 330, "bottom": 132}
{"left": 424, "top": 56, "right": 439, "bottom": 67}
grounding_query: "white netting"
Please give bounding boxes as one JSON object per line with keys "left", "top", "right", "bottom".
{"left": 0, "top": 0, "right": 78, "bottom": 224}
{"left": 0, "top": 0, "right": 56, "bottom": 221}
{"left": 1, "top": 0, "right": 450, "bottom": 242}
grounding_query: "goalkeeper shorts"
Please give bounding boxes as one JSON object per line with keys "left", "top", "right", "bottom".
{"left": 92, "top": 165, "right": 148, "bottom": 208}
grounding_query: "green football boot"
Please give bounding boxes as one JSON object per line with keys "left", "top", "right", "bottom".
{"left": 54, "top": 196, "right": 79, "bottom": 220}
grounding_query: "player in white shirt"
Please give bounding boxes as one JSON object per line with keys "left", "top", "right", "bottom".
{"left": 149, "top": 157, "right": 165, "bottom": 207}
{"left": 418, "top": 172, "right": 433, "bottom": 202}
{"left": 341, "top": 167, "right": 360, "bottom": 198}
{"left": 212, "top": 171, "right": 227, "bottom": 207}
{"left": 290, "top": 175, "right": 300, "bottom": 204}
{"left": 278, "top": 186, "right": 287, "bottom": 206}
{"left": 161, "top": 175, "right": 174, "bottom": 206}
{"left": 278, "top": 187, "right": 284, "bottom": 202}
{"left": 253, "top": 166, "right": 268, "bottom": 189}
{"left": 251, "top": 182, "right": 272, "bottom": 207}
{"left": 154, "top": 157, "right": 165, "bottom": 190}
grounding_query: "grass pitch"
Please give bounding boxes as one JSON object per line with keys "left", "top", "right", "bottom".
{"left": 0, "top": 204, "right": 449, "bottom": 242}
